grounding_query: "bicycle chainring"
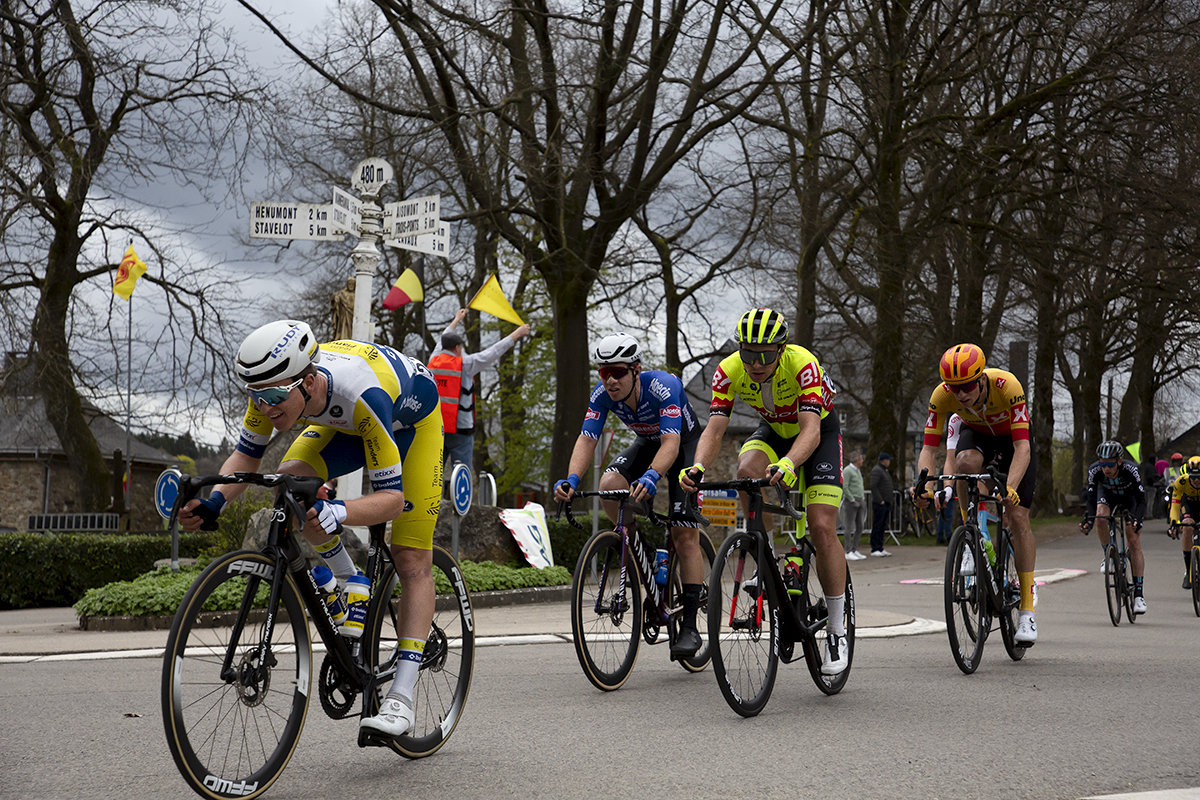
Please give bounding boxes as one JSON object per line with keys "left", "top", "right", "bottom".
{"left": 318, "top": 654, "right": 358, "bottom": 719}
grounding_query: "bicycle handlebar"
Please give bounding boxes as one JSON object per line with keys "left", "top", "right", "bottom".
{"left": 170, "top": 472, "right": 326, "bottom": 531}
{"left": 916, "top": 466, "right": 1009, "bottom": 496}
{"left": 555, "top": 490, "right": 664, "bottom": 530}
{"left": 681, "top": 477, "right": 805, "bottom": 527}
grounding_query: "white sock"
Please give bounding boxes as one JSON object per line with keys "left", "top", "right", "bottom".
{"left": 388, "top": 638, "right": 425, "bottom": 700}
{"left": 314, "top": 535, "right": 356, "bottom": 583}
{"left": 825, "top": 594, "right": 846, "bottom": 636}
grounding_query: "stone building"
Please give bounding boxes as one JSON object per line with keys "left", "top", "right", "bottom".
{"left": 0, "top": 393, "right": 178, "bottom": 533}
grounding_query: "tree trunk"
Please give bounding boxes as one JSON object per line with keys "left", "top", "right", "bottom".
{"left": 33, "top": 235, "right": 110, "bottom": 511}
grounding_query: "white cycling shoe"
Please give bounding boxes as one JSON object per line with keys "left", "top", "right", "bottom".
{"left": 361, "top": 695, "right": 414, "bottom": 738}
{"left": 1014, "top": 613, "right": 1037, "bottom": 644}
{"left": 1133, "top": 596, "right": 1147, "bottom": 614}
{"left": 821, "top": 632, "right": 848, "bottom": 675}
{"left": 959, "top": 548, "right": 976, "bottom": 576}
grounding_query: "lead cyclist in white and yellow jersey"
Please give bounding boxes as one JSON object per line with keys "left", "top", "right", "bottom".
{"left": 179, "top": 320, "right": 442, "bottom": 740}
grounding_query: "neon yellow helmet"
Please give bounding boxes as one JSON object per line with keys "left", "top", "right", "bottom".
{"left": 736, "top": 308, "right": 789, "bottom": 346}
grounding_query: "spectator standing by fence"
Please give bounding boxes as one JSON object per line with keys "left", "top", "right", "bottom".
{"left": 869, "top": 452, "right": 894, "bottom": 557}
{"left": 842, "top": 452, "right": 867, "bottom": 560}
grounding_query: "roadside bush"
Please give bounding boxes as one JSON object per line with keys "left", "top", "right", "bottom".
{"left": 0, "top": 531, "right": 217, "bottom": 610}
{"left": 546, "top": 509, "right": 667, "bottom": 573}
{"left": 74, "top": 558, "right": 573, "bottom": 619}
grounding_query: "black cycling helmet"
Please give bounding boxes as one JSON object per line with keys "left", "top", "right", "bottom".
{"left": 1096, "top": 440, "right": 1124, "bottom": 461}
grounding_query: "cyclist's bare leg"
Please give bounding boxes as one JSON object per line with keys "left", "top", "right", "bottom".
{"left": 1182, "top": 517, "right": 1195, "bottom": 557}
{"left": 807, "top": 502, "right": 847, "bottom": 596}
{"left": 736, "top": 449, "right": 774, "bottom": 531}
{"left": 954, "top": 448, "right": 984, "bottom": 519}
{"left": 1007, "top": 505, "right": 1035, "bottom": 573}
{"left": 1095, "top": 502, "right": 1112, "bottom": 549}
{"left": 671, "top": 526, "right": 704, "bottom": 584}
{"left": 1126, "top": 522, "right": 1144, "bottom": 577}
{"left": 391, "top": 544, "right": 436, "bottom": 641}
{"left": 598, "top": 469, "right": 634, "bottom": 535}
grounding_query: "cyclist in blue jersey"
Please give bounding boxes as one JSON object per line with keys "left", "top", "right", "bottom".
{"left": 553, "top": 333, "right": 707, "bottom": 656}
{"left": 179, "top": 320, "right": 443, "bottom": 740}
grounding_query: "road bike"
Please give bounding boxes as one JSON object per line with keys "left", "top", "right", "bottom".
{"left": 699, "top": 476, "right": 855, "bottom": 717}
{"left": 561, "top": 490, "right": 715, "bottom": 691}
{"left": 918, "top": 467, "right": 1028, "bottom": 674}
{"left": 1169, "top": 521, "right": 1200, "bottom": 617}
{"left": 1088, "top": 511, "right": 1140, "bottom": 625}
{"left": 161, "top": 473, "right": 474, "bottom": 799}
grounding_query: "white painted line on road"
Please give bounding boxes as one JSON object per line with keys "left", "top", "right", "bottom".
{"left": 1, "top": 615, "right": 947, "bottom": 663}
{"left": 1082, "top": 789, "right": 1200, "bottom": 800}
{"left": 900, "top": 567, "right": 1086, "bottom": 586}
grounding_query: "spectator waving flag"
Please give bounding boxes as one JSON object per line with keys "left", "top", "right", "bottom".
{"left": 112, "top": 245, "right": 147, "bottom": 300}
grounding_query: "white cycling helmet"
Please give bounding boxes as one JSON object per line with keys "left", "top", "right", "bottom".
{"left": 592, "top": 332, "right": 642, "bottom": 365}
{"left": 236, "top": 320, "right": 321, "bottom": 386}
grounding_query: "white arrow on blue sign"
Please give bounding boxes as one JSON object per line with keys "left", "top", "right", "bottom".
{"left": 155, "top": 468, "right": 183, "bottom": 520}
{"left": 451, "top": 463, "right": 473, "bottom": 516}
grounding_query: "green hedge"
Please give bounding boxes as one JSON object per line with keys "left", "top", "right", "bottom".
{"left": 75, "top": 559, "right": 573, "bottom": 619}
{"left": 0, "top": 531, "right": 216, "bottom": 610}
{"left": 546, "top": 510, "right": 667, "bottom": 573}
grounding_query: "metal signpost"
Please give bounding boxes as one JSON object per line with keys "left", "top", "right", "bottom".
{"left": 250, "top": 158, "right": 443, "bottom": 503}
{"left": 451, "top": 463, "right": 473, "bottom": 562}
{"left": 155, "top": 468, "right": 183, "bottom": 572}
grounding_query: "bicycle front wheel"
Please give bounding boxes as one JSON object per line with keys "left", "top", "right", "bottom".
{"left": 667, "top": 530, "right": 716, "bottom": 673}
{"left": 162, "top": 551, "right": 312, "bottom": 800}
{"left": 1120, "top": 546, "right": 1136, "bottom": 623}
{"left": 571, "top": 530, "right": 643, "bottom": 691}
{"left": 995, "top": 529, "right": 1026, "bottom": 662}
{"left": 364, "top": 545, "right": 476, "bottom": 759}
{"left": 1192, "top": 546, "right": 1200, "bottom": 617}
{"left": 708, "top": 531, "right": 778, "bottom": 717}
{"left": 945, "top": 526, "right": 987, "bottom": 674}
{"left": 1104, "top": 544, "right": 1122, "bottom": 626}
{"left": 793, "top": 539, "right": 855, "bottom": 694}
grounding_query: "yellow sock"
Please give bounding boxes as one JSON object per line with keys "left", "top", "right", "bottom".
{"left": 1018, "top": 571, "right": 1035, "bottom": 612}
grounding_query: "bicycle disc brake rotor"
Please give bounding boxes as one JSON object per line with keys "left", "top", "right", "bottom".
{"left": 235, "top": 654, "right": 271, "bottom": 707}
{"left": 318, "top": 654, "right": 358, "bottom": 719}
{"left": 422, "top": 625, "right": 448, "bottom": 673}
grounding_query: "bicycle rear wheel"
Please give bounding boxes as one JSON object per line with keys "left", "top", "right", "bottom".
{"left": 797, "top": 541, "right": 855, "bottom": 695}
{"left": 1192, "top": 546, "right": 1200, "bottom": 617}
{"left": 571, "top": 530, "right": 643, "bottom": 691}
{"left": 945, "top": 526, "right": 988, "bottom": 674}
{"left": 995, "top": 529, "right": 1026, "bottom": 662}
{"left": 1104, "top": 544, "right": 1122, "bottom": 626}
{"left": 364, "top": 545, "right": 475, "bottom": 758}
{"left": 162, "top": 551, "right": 311, "bottom": 800}
{"left": 708, "top": 531, "right": 778, "bottom": 717}
{"left": 666, "top": 531, "right": 716, "bottom": 673}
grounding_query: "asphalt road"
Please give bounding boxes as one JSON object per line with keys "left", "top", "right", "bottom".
{"left": 1, "top": 521, "right": 1197, "bottom": 800}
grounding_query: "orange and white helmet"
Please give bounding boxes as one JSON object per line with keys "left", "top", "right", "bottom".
{"left": 939, "top": 343, "right": 986, "bottom": 385}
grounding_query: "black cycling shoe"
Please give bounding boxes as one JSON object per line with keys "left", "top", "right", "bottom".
{"left": 670, "top": 626, "right": 702, "bottom": 657}
{"left": 1184, "top": 573, "right": 1192, "bottom": 591}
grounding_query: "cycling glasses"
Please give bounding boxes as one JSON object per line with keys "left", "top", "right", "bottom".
{"left": 247, "top": 376, "right": 304, "bottom": 406}
{"left": 1098, "top": 461, "right": 1118, "bottom": 469}
{"left": 947, "top": 381, "right": 978, "bottom": 396}
{"left": 739, "top": 347, "right": 780, "bottom": 366}
{"left": 598, "top": 365, "right": 631, "bottom": 381}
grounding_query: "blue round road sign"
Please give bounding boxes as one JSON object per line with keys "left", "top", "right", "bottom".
{"left": 451, "top": 464, "right": 472, "bottom": 516}
{"left": 155, "top": 468, "right": 183, "bottom": 520}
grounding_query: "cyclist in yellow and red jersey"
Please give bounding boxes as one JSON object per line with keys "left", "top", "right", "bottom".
{"left": 914, "top": 343, "right": 1039, "bottom": 645}
{"left": 679, "top": 308, "right": 848, "bottom": 675}
{"left": 1168, "top": 456, "right": 1200, "bottom": 589}
{"left": 178, "top": 320, "right": 441, "bottom": 740}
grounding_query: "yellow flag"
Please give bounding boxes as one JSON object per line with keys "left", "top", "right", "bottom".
{"left": 468, "top": 274, "right": 525, "bottom": 325}
{"left": 1126, "top": 441, "right": 1140, "bottom": 463}
{"left": 112, "top": 245, "right": 147, "bottom": 301}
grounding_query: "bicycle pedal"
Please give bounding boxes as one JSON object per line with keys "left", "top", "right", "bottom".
{"left": 357, "top": 729, "right": 396, "bottom": 749}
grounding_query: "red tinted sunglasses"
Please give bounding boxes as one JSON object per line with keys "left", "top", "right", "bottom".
{"left": 598, "top": 365, "right": 632, "bottom": 381}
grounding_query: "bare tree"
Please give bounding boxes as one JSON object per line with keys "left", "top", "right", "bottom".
{"left": 0, "top": 0, "right": 264, "bottom": 508}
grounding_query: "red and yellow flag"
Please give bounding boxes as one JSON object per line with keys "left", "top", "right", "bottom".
{"left": 382, "top": 268, "right": 424, "bottom": 310}
{"left": 112, "top": 245, "right": 147, "bottom": 301}
{"left": 468, "top": 273, "right": 525, "bottom": 325}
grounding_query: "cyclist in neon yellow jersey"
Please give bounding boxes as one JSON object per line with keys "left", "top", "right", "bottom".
{"left": 179, "top": 320, "right": 441, "bottom": 740}
{"left": 680, "top": 308, "right": 848, "bottom": 675}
